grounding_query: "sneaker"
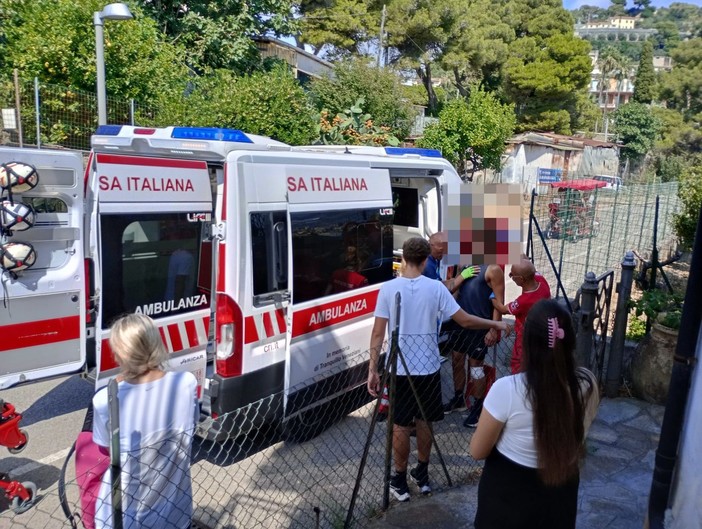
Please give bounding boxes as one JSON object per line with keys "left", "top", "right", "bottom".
{"left": 389, "top": 473, "right": 411, "bottom": 502}
{"left": 410, "top": 464, "right": 431, "bottom": 495}
{"left": 443, "top": 392, "right": 466, "bottom": 414}
{"left": 463, "top": 399, "right": 483, "bottom": 428}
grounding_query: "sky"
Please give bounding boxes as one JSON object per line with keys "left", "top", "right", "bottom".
{"left": 563, "top": 0, "right": 702, "bottom": 8}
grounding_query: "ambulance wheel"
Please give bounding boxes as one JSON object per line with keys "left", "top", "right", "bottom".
{"left": 281, "top": 411, "right": 328, "bottom": 443}
{"left": 11, "top": 482, "right": 37, "bottom": 514}
{"left": 8, "top": 430, "right": 28, "bottom": 454}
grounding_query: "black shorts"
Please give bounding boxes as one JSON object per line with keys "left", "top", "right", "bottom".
{"left": 442, "top": 322, "right": 488, "bottom": 361}
{"left": 391, "top": 371, "right": 444, "bottom": 427}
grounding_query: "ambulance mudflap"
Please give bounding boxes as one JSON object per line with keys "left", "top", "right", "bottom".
{"left": 91, "top": 153, "right": 213, "bottom": 396}
{"left": 0, "top": 149, "right": 86, "bottom": 389}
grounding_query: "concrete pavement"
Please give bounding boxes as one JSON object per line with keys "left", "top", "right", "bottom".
{"left": 367, "top": 397, "right": 662, "bottom": 529}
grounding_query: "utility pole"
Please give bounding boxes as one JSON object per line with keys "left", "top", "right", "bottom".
{"left": 377, "top": 4, "right": 386, "bottom": 68}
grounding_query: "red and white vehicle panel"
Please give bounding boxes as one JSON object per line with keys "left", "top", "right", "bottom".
{"left": 2, "top": 126, "right": 460, "bottom": 442}
{"left": 0, "top": 148, "right": 86, "bottom": 390}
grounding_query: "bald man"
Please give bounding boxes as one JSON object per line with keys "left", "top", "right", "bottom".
{"left": 491, "top": 258, "right": 551, "bottom": 374}
{"left": 422, "top": 232, "right": 478, "bottom": 292}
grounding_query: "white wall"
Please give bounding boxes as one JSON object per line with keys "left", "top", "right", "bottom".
{"left": 668, "top": 327, "right": 702, "bottom": 528}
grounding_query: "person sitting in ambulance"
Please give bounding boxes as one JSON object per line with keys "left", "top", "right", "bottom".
{"left": 326, "top": 244, "right": 369, "bottom": 295}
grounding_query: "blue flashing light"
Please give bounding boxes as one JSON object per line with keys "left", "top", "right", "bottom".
{"left": 95, "top": 125, "right": 123, "bottom": 136}
{"left": 171, "top": 127, "right": 253, "bottom": 143}
{"left": 384, "top": 147, "right": 443, "bottom": 158}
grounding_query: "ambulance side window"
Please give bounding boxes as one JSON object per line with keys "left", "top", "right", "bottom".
{"left": 251, "top": 211, "right": 288, "bottom": 307}
{"left": 290, "top": 208, "right": 393, "bottom": 304}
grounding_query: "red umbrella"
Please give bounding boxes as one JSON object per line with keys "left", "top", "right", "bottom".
{"left": 550, "top": 179, "right": 608, "bottom": 191}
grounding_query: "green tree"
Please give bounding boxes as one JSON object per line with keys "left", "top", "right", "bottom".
{"left": 0, "top": 0, "right": 187, "bottom": 103}
{"left": 674, "top": 164, "right": 702, "bottom": 250}
{"left": 503, "top": 33, "right": 592, "bottom": 134}
{"left": 135, "top": 0, "right": 297, "bottom": 73}
{"left": 383, "top": 0, "right": 456, "bottom": 115}
{"left": 608, "top": 0, "right": 627, "bottom": 16}
{"left": 659, "top": 38, "right": 702, "bottom": 120}
{"left": 416, "top": 89, "right": 515, "bottom": 178}
{"left": 633, "top": 40, "right": 656, "bottom": 104}
{"left": 296, "top": 0, "right": 376, "bottom": 57}
{"left": 441, "top": 0, "right": 514, "bottom": 96}
{"left": 309, "top": 58, "right": 415, "bottom": 139}
{"left": 506, "top": 0, "right": 575, "bottom": 42}
{"left": 613, "top": 102, "right": 660, "bottom": 162}
{"left": 154, "top": 66, "right": 317, "bottom": 145}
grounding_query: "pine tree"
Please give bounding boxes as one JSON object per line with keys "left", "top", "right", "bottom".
{"left": 633, "top": 40, "right": 656, "bottom": 104}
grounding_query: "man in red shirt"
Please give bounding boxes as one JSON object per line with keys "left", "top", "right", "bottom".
{"left": 492, "top": 258, "right": 551, "bottom": 374}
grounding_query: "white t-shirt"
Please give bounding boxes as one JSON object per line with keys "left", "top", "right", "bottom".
{"left": 92, "top": 371, "right": 199, "bottom": 529}
{"left": 483, "top": 373, "right": 538, "bottom": 468}
{"left": 374, "top": 275, "right": 460, "bottom": 376}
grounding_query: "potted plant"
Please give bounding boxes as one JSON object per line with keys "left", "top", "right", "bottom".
{"left": 630, "top": 289, "right": 683, "bottom": 404}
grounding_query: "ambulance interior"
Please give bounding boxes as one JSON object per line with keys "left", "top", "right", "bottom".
{"left": 390, "top": 176, "right": 440, "bottom": 257}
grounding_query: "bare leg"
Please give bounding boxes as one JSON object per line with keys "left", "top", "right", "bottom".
{"left": 415, "top": 420, "right": 432, "bottom": 463}
{"left": 451, "top": 350, "right": 466, "bottom": 395}
{"left": 393, "top": 424, "right": 412, "bottom": 472}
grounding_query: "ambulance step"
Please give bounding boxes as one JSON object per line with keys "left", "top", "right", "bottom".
{"left": 81, "top": 367, "right": 97, "bottom": 384}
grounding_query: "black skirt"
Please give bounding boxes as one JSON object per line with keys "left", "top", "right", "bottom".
{"left": 474, "top": 448, "right": 579, "bottom": 529}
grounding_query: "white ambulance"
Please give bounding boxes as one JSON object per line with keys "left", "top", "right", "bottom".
{"left": 0, "top": 126, "right": 461, "bottom": 441}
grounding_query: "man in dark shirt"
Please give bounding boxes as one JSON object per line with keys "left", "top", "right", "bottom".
{"left": 442, "top": 264, "right": 505, "bottom": 427}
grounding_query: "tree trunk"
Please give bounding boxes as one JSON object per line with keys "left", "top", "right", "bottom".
{"left": 453, "top": 67, "right": 469, "bottom": 98}
{"left": 417, "top": 62, "right": 438, "bottom": 116}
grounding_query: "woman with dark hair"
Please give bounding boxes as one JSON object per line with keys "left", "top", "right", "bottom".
{"left": 470, "top": 298, "right": 598, "bottom": 529}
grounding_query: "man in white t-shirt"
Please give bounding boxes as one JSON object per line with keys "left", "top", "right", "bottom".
{"left": 368, "top": 237, "right": 511, "bottom": 502}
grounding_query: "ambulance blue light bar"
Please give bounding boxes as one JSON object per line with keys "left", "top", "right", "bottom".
{"left": 384, "top": 147, "right": 443, "bottom": 158}
{"left": 171, "top": 127, "right": 253, "bottom": 143}
{"left": 95, "top": 125, "right": 123, "bottom": 136}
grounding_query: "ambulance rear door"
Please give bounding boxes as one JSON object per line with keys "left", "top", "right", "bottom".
{"left": 0, "top": 148, "right": 86, "bottom": 389}
{"left": 92, "top": 153, "right": 214, "bottom": 394}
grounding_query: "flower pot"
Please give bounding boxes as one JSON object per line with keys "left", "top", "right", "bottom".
{"left": 630, "top": 322, "right": 678, "bottom": 405}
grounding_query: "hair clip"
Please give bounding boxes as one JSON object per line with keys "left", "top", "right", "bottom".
{"left": 547, "top": 317, "right": 564, "bottom": 348}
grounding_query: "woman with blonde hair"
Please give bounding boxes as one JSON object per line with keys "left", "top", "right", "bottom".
{"left": 470, "top": 299, "right": 598, "bottom": 528}
{"left": 92, "top": 313, "right": 198, "bottom": 529}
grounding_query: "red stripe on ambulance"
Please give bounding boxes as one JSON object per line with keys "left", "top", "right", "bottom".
{"left": 0, "top": 316, "right": 80, "bottom": 352}
{"left": 95, "top": 153, "right": 207, "bottom": 170}
{"left": 168, "top": 324, "right": 184, "bottom": 351}
{"left": 275, "top": 308, "right": 286, "bottom": 331}
{"left": 245, "top": 316, "right": 259, "bottom": 344}
{"left": 292, "top": 290, "right": 378, "bottom": 338}
{"left": 262, "top": 312, "right": 275, "bottom": 338}
{"left": 100, "top": 316, "right": 210, "bottom": 372}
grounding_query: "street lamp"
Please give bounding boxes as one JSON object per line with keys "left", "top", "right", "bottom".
{"left": 94, "top": 3, "right": 133, "bottom": 126}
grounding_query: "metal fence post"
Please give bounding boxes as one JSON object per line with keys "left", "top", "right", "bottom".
{"left": 575, "top": 272, "right": 598, "bottom": 369}
{"left": 605, "top": 251, "right": 636, "bottom": 397}
{"left": 34, "top": 77, "right": 41, "bottom": 149}
{"left": 130, "top": 99, "right": 135, "bottom": 126}
{"left": 108, "top": 378, "right": 123, "bottom": 529}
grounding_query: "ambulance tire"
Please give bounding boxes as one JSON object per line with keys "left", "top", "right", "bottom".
{"left": 280, "top": 409, "right": 329, "bottom": 443}
{"left": 281, "top": 384, "right": 373, "bottom": 443}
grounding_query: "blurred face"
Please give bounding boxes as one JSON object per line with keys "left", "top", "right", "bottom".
{"left": 429, "top": 235, "right": 446, "bottom": 259}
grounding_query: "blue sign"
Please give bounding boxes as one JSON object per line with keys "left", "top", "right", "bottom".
{"left": 538, "top": 168, "right": 563, "bottom": 183}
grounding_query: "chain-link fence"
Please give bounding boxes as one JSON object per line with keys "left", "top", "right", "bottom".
{"left": 527, "top": 181, "right": 680, "bottom": 302}
{"left": 0, "top": 76, "right": 155, "bottom": 152}
{"left": 1, "top": 327, "right": 517, "bottom": 528}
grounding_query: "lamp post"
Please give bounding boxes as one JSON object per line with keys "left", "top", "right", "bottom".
{"left": 94, "top": 3, "right": 133, "bottom": 126}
